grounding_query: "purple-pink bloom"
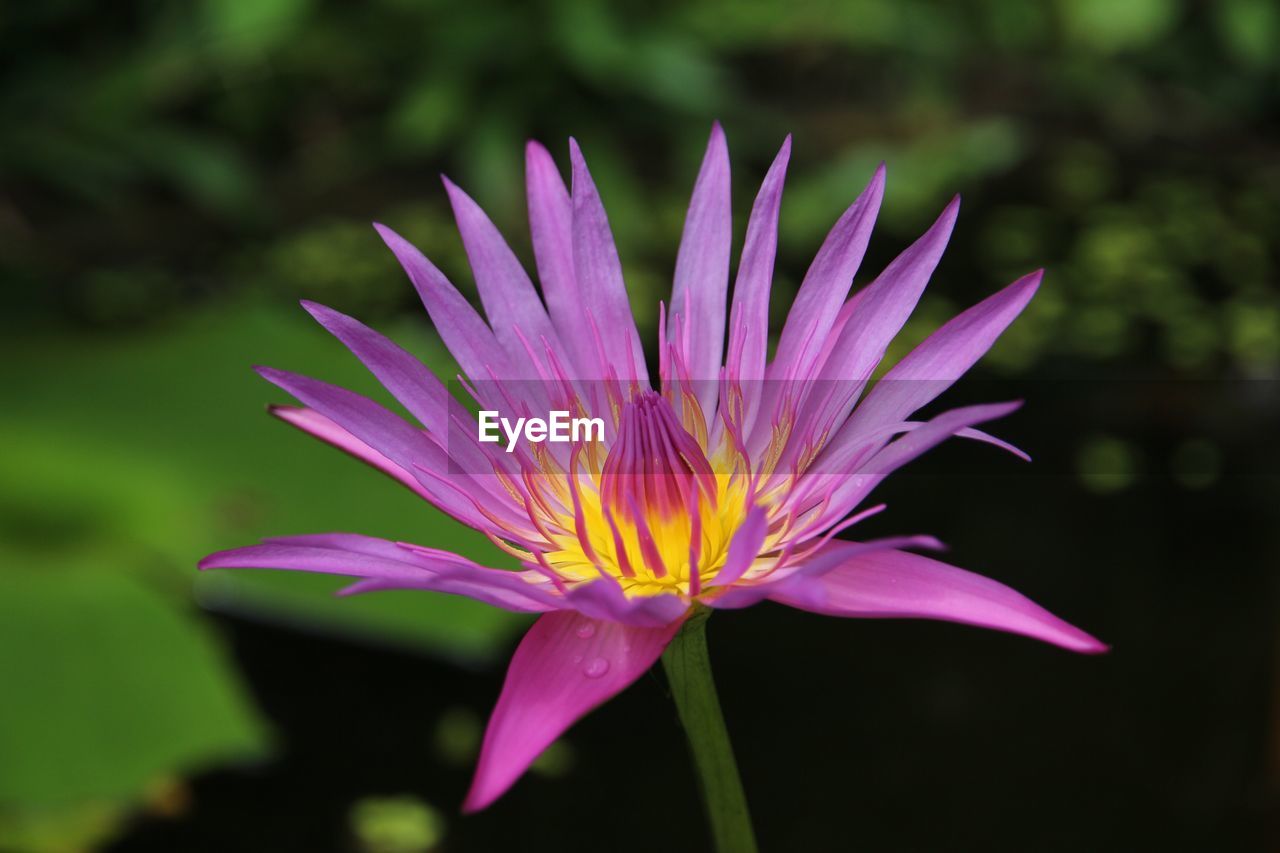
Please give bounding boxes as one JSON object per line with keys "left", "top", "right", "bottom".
{"left": 200, "top": 124, "right": 1106, "bottom": 812}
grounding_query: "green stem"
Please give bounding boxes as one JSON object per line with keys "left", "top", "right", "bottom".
{"left": 662, "top": 609, "right": 758, "bottom": 853}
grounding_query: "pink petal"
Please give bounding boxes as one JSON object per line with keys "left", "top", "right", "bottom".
{"left": 820, "top": 195, "right": 960, "bottom": 382}
{"left": 443, "top": 176, "right": 564, "bottom": 366}
{"left": 841, "top": 269, "right": 1042, "bottom": 449}
{"left": 568, "top": 139, "right": 649, "bottom": 386}
{"left": 768, "top": 163, "right": 885, "bottom": 385}
{"left": 670, "top": 123, "right": 731, "bottom": 411}
{"left": 254, "top": 367, "right": 509, "bottom": 531}
{"left": 767, "top": 547, "right": 1108, "bottom": 654}
{"left": 816, "top": 400, "right": 1024, "bottom": 525}
{"left": 257, "top": 366, "right": 444, "bottom": 477}
{"left": 199, "top": 536, "right": 560, "bottom": 613}
{"left": 526, "top": 140, "right": 594, "bottom": 378}
{"left": 797, "top": 197, "right": 961, "bottom": 446}
{"left": 298, "top": 302, "right": 518, "bottom": 485}
{"left": 373, "top": 223, "right": 511, "bottom": 381}
{"left": 706, "top": 534, "right": 944, "bottom": 610}
{"left": 300, "top": 302, "right": 450, "bottom": 432}
{"left": 824, "top": 415, "right": 1031, "bottom": 463}
{"left": 562, "top": 574, "right": 691, "bottom": 628}
{"left": 724, "top": 135, "right": 791, "bottom": 435}
{"left": 304, "top": 300, "right": 524, "bottom": 484}
{"left": 463, "top": 610, "right": 681, "bottom": 811}
{"left": 270, "top": 405, "right": 433, "bottom": 500}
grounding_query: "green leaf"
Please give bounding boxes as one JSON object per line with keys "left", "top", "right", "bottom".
{"left": 0, "top": 569, "right": 266, "bottom": 805}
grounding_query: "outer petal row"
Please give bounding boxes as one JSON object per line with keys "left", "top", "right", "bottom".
{"left": 767, "top": 546, "right": 1107, "bottom": 654}
{"left": 198, "top": 534, "right": 559, "bottom": 613}
{"left": 463, "top": 610, "right": 682, "bottom": 811}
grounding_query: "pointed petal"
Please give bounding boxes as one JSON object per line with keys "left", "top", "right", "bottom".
{"left": 300, "top": 301, "right": 450, "bottom": 432}
{"left": 670, "top": 123, "right": 731, "bottom": 407}
{"left": 769, "top": 163, "right": 885, "bottom": 384}
{"left": 813, "top": 196, "right": 960, "bottom": 387}
{"left": 816, "top": 400, "right": 1024, "bottom": 520}
{"left": 254, "top": 366, "right": 508, "bottom": 530}
{"left": 801, "top": 401, "right": 1021, "bottom": 539}
{"left": 373, "top": 223, "right": 510, "bottom": 381}
{"left": 526, "top": 141, "right": 593, "bottom": 377}
{"left": 767, "top": 547, "right": 1108, "bottom": 654}
{"left": 955, "top": 426, "right": 1031, "bottom": 462}
{"left": 443, "top": 177, "right": 562, "bottom": 364}
{"left": 727, "top": 136, "right": 790, "bottom": 386}
{"left": 706, "top": 534, "right": 944, "bottom": 609}
{"left": 782, "top": 196, "right": 962, "bottom": 469}
{"left": 723, "top": 136, "right": 791, "bottom": 443}
{"left": 859, "top": 401, "right": 1022, "bottom": 480}
{"left": 568, "top": 139, "right": 648, "bottom": 385}
{"left": 837, "top": 416, "right": 1031, "bottom": 463}
{"left": 270, "top": 405, "right": 433, "bottom": 499}
{"left": 846, "top": 269, "right": 1042, "bottom": 434}
{"left": 257, "top": 366, "right": 444, "bottom": 478}
{"left": 200, "top": 535, "right": 559, "bottom": 613}
{"left": 463, "top": 611, "right": 680, "bottom": 811}
{"left": 297, "top": 302, "right": 517, "bottom": 484}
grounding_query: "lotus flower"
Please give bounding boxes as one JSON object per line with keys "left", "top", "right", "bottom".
{"left": 200, "top": 124, "right": 1106, "bottom": 815}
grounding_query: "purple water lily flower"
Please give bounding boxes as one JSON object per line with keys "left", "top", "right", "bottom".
{"left": 201, "top": 124, "right": 1106, "bottom": 813}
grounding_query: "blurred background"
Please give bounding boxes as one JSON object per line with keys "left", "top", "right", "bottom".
{"left": 2, "top": 0, "right": 1278, "bottom": 850}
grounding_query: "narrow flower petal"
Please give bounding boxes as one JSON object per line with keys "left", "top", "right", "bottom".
{"left": 299, "top": 301, "right": 451, "bottom": 433}
{"left": 443, "top": 176, "right": 563, "bottom": 366}
{"left": 670, "top": 123, "right": 731, "bottom": 411}
{"left": 270, "top": 405, "right": 433, "bottom": 499}
{"left": 858, "top": 401, "right": 1022, "bottom": 480}
{"left": 706, "top": 534, "right": 944, "bottom": 609}
{"left": 255, "top": 366, "right": 514, "bottom": 530}
{"left": 464, "top": 610, "right": 681, "bottom": 811}
{"left": 769, "top": 163, "right": 885, "bottom": 384}
{"left": 257, "top": 366, "right": 445, "bottom": 478}
{"left": 200, "top": 535, "right": 560, "bottom": 613}
{"left": 298, "top": 302, "right": 518, "bottom": 484}
{"left": 526, "top": 140, "right": 594, "bottom": 378}
{"left": 843, "top": 269, "right": 1043, "bottom": 437}
{"left": 373, "top": 223, "right": 511, "bottom": 381}
{"left": 563, "top": 576, "right": 690, "bottom": 627}
{"left": 815, "top": 400, "right": 1024, "bottom": 524}
{"left": 724, "top": 136, "right": 791, "bottom": 435}
{"left": 767, "top": 547, "right": 1108, "bottom": 653}
{"left": 809, "top": 196, "right": 961, "bottom": 397}
{"left": 777, "top": 196, "right": 961, "bottom": 472}
{"left": 568, "top": 139, "right": 649, "bottom": 385}
{"left": 335, "top": 576, "right": 558, "bottom": 612}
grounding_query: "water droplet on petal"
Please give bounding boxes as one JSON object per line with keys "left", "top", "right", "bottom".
{"left": 583, "top": 657, "right": 610, "bottom": 678}
{"left": 575, "top": 623, "right": 597, "bottom": 639}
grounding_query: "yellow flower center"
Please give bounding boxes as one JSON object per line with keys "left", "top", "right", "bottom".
{"left": 544, "top": 470, "right": 750, "bottom": 596}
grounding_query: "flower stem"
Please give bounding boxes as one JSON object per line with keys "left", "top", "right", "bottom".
{"left": 662, "top": 609, "right": 758, "bottom": 853}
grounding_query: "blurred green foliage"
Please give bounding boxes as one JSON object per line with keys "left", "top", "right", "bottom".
{"left": 1, "top": 0, "right": 1277, "bottom": 848}
{"left": 350, "top": 795, "right": 445, "bottom": 853}
{"left": 0, "top": 304, "right": 525, "bottom": 848}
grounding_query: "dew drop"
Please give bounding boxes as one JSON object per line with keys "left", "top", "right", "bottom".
{"left": 575, "top": 623, "right": 597, "bottom": 639}
{"left": 583, "top": 657, "right": 610, "bottom": 678}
